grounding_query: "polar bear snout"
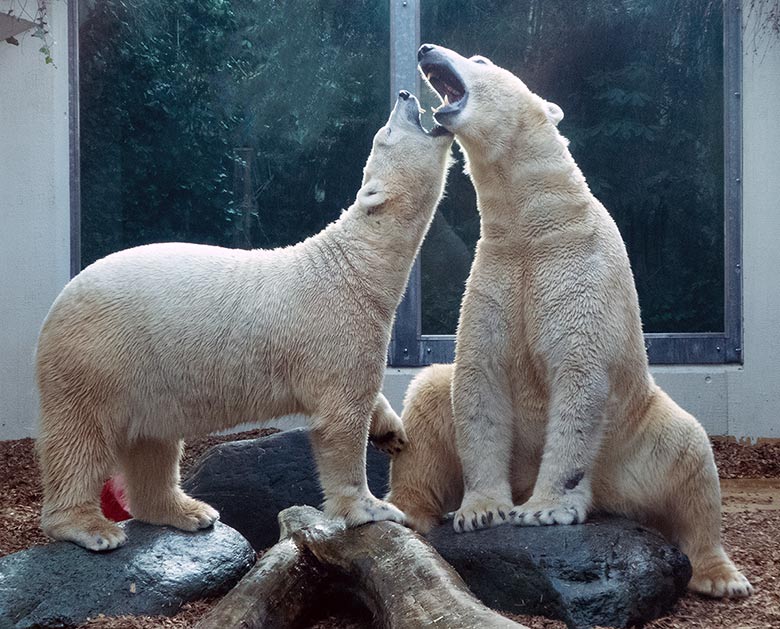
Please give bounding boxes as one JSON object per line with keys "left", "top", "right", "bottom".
{"left": 417, "top": 44, "right": 436, "bottom": 61}
{"left": 391, "top": 91, "right": 425, "bottom": 129}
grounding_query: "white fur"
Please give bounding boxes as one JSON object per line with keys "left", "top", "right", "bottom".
{"left": 36, "top": 94, "right": 453, "bottom": 551}
{"left": 387, "top": 45, "right": 752, "bottom": 598}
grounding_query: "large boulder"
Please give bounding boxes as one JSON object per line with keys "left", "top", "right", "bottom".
{"left": 0, "top": 520, "right": 255, "bottom": 629}
{"left": 183, "top": 427, "right": 391, "bottom": 549}
{"left": 184, "top": 429, "right": 691, "bottom": 628}
{"left": 427, "top": 516, "right": 691, "bottom": 629}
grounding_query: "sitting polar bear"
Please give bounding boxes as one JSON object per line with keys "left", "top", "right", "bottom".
{"left": 387, "top": 44, "right": 751, "bottom": 598}
{"left": 36, "top": 91, "right": 453, "bottom": 551}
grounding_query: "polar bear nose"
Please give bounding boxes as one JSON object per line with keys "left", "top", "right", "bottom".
{"left": 418, "top": 44, "right": 436, "bottom": 60}
{"left": 399, "top": 90, "right": 411, "bottom": 101}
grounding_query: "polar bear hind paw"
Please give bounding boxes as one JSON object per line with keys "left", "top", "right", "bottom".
{"left": 369, "top": 430, "right": 408, "bottom": 455}
{"left": 689, "top": 563, "right": 754, "bottom": 598}
{"left": 42, "top": 509, "right": 127, "bottom": 552}
{"left": 72, "top": 522, "right": 127, "bottom": 551}
{"left": 169, "top": 497, "right": 220, "bottom": 531}
{"left": 134, "top": 495, "right": 219, "bottom": 532}
{"left": 510, "top": 494, "right": 588, "bottom": 527}
{"left": 453, "top": 494, "right": 512, "bottom": 533}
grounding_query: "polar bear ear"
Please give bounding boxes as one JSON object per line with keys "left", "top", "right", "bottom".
{"left": 544, "top": 101, "right": 564, "bottom": 126}
{"left": 358, "top": 182, "right": 389, "bottom": 215}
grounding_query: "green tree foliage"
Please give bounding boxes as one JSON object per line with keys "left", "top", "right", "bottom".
{"left": 79, "top": 0, "right": 389, "bottom": 267}
{"left": 420, "top": 0, "right": 725, "bottom": 334}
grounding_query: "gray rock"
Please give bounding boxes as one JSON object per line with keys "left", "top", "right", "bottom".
{"left": 426, "top": 516, "right": 692, "bottom": 629}
{"left": 182, "top": 429, "right": 689, "bottom": 627}
{"left": 183, "top": 428, "right": 391, "bottom": 549}
{"left": 0, "top": 520, "right": 255, "bottom": 629}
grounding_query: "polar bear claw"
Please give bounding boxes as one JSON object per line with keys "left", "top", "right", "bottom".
{"left": 453, "top": 492, "right": 511, "bottom": 533}
{"left": 510, "top": 494, "right": 588, "bottom": 527}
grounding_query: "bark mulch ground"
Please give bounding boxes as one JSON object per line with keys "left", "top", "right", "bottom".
{"left": 1, "top": 432, "right": 778, "bottom": 628}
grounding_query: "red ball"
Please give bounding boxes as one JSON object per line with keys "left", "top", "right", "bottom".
{"left": 100, "top": 476, "right": 132, "bottom": 522}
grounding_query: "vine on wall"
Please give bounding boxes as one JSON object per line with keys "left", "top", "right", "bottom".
{"left": 3, "top": 0, "right": 54, "bottom": 63}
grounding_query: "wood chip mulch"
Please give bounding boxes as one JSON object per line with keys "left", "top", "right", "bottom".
{"left": 711, "top": 436, "right": 780, "bottom": 479}
{"left": 1, "top": 432, "right": 778, "bottom": 628}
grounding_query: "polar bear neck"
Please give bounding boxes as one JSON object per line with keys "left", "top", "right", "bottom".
{"left": 462, "top": 127, "right": 594, "bottom": 241}
{"left": 301, "top": 198, "right": 439, "bottom": 318}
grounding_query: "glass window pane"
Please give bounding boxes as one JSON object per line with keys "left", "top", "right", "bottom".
{"left": 79, "top": 0, "right": 389, "bottom": 267}
{"left": 420, "top": 0, "right": 724, "bottom": 334}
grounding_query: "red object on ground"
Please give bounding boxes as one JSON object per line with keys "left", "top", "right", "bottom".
{"left": 100, "top": 476, "right": 132, "bottom": 522}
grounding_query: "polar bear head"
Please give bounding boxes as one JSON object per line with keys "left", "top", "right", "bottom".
{"left": 417, "top": 44, "right": 564, "bottom": 158}
{"left": 356, "top": 91, "right": 453, "bottom": 222}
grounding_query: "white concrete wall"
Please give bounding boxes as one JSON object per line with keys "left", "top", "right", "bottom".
{"left": 727, "top": 3, "right": 780, "bottom": 439}
{"left": 0, "top": 0, "right": 70, "bottom": 439}
{"left": 0, "top": 0, "right": 778, "bottom": 441}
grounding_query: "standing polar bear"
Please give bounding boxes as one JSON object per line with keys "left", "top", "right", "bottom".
{"left": 387, "top": 45, "right": 751, "bottom": 598}
{"left": 36, "top": 91, "right": 454, "bottom": 551}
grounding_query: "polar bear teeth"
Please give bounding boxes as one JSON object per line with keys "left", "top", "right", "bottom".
{"left": 424, "top": 68, "right": 465, "bottom": 110}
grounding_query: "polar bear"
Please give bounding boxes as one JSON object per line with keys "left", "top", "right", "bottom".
{"left": 387, "top": 44, "right": 752, "bottom": 598}
{"left": 36, "top": 90, "right": 453, "bottom": 551}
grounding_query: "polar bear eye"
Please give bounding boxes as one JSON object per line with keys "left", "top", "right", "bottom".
{"left": 470, "top": 56, "right": 492, "bottom": 65}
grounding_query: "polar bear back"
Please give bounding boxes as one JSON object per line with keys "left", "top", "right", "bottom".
{"left": 36, "top": 241, "right": 350, "bottom": 440}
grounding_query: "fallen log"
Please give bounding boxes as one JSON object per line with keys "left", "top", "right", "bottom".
{"left": 196, "top": 505, "right": 527, "bottom": 628}
{"left": 193, "top": 536, "right": 322, "bottom": 629}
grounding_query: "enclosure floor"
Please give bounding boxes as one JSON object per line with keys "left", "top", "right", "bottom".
{"left": 721, "top": 478, "right": 780, "bottom": 513}
{"left": 2, "top": 434, "right": 779, "bottom": 628}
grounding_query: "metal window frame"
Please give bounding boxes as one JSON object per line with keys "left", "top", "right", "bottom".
{"left": 69, "top": 0, "right": 81, "bottom": 278}
{"left": 68, "top": 0, "right": 742, "bottom": 365}
{"left": 389, "top": 0, "right": 743, "bottom": 367}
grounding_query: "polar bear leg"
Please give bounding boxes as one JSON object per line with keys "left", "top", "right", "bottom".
{"left": 38, "top": 409, "right": 127, "bottom": 551}
{"left": 368, "top": 393, "right": 407, "bottom": 455}
{"left": 511, "top": 364, "right": 608, "bottom": 527}
{"left": 615, "top": 460, "right": 752, "bottom": 597}
{"left": 120, "top": 438, "right": 219, "bottom": 531}
{"left": 386, "top": 364, "right": 463, "bottom": 533}
{"left": 652, "top": 413, "right": 753, "bottom": 597}
{"left": 451, "top": 362, "right": 514, "bottom": 533}
{"left": 310, "top": 403, "right": 406, "bottom": 527}
{"left": 677, "top": 490, "right": 754, "bottom": 598}
{"left": 597, "top": 394, "right": 752, "bottom": 598}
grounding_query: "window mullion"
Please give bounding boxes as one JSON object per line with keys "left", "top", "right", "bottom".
{"left": 389, "top": 0, "right": 422, "bottom": 366}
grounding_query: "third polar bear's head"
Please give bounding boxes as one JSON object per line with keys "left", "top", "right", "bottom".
{"left": 357, "top": 91, "right": 454, "bottom": 223}
{"left": 417, "top": 44, "right": 564, "bottom": 155}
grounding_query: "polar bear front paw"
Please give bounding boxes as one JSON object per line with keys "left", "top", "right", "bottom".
{"left": 453, "top": 492, "right": 512, "bottom": 533}
{"left": 41, "top": 508, "right": 128, "bottom": 552}
{"left": 689, "top": 561, "right": 754, "bottom": 598}
{"left": 328, "top": 494, "right": 407, "bottom": 527}
{"left": 510, "top": 493, "right": 588, "bottom": 527}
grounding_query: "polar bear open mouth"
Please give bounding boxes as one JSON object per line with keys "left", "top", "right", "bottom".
{"left": 420, "top": 61, "right": 468, "bottom": 118}
{"left": 400, "top": 90, "right": 451, "bottom": 137}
